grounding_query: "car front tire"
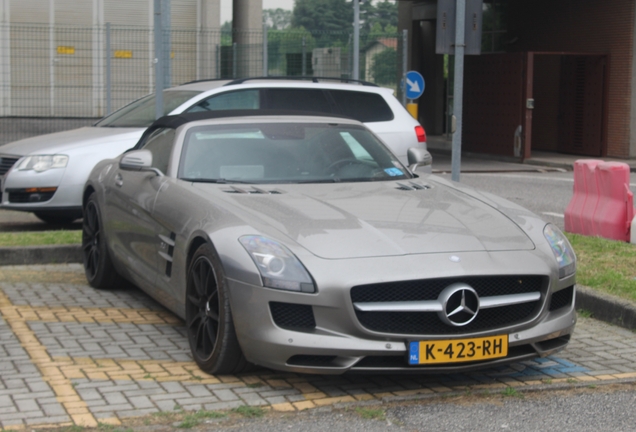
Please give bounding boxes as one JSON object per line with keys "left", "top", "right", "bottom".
{"left": 186, "top": 243, "right": 252, "bottom": 374}
{"left": 82, "top": 193, "right": 126, "bottom": 289}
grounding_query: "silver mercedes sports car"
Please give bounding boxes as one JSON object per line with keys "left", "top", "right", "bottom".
{"left": 82, "top": 111, "right": 577, "bottom": 375}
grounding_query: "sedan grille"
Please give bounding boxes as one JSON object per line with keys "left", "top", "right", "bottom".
{"left": 0, "top": 156, "right": 19, "bottom": 175}
{"left": 351, "top": 276, "right": 547, "bottom": 335}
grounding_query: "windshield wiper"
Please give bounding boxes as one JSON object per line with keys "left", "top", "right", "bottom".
{"left": 181, "top": 178, "right": 254, "bottom": 184}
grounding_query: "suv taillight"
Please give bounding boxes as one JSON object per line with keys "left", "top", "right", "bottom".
{"left": 415, "top": 125, "right": 426, "bottom": 143}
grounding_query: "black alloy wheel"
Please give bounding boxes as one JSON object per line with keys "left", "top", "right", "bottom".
{"left": 186, "top": 243, "right": 251, "bottom": 374}
{"left": 82, "top": 193, "right": 124, "bottom": 289}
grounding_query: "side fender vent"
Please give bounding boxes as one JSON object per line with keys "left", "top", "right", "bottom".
{"left": 158, "top": 232, "right": 177, "bottom": 277}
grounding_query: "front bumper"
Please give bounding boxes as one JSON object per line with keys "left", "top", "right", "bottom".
{"left": 1, "top": 167, "right": 83, "bottom": 213}
{"left": 228, "top": 276, "right": 576, "bottom": 375}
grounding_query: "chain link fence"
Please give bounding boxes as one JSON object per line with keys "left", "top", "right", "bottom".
{"left": 0, "top": 24, "right": 406, "bottom": 145}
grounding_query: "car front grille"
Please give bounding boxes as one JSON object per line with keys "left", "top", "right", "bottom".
{"left": 549, "top": 286, "right": 574, "bottom": 311}
{"left": 0, "top": 156, "right": 19, "bottom": 176}
{"left": 351, "top": 275, "right": 547, "bottom": 335}
{"left": 270, "top": 302, "right": 316, "bottom": 330}
{"left": 6, "top": 189, "right": 56, "bottom": 203}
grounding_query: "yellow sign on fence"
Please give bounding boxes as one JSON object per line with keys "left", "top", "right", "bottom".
{"left": 57, "top": 46, "right": 75, "bottom": 55}
{"left": 114, "top": 50, "right": 133, "bottom": 59}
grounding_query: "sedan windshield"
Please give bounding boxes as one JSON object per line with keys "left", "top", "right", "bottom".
{"left": 95, "top": 90, "right": 201, "bottom": 128}
{"left": 179, "top": 122, "right": 413, "bottom": 184}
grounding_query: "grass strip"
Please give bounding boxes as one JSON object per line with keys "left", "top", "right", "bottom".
{"left": 565, "top": 233, "right": 636, "bottom": 303}
{"left": 0, "top": 230, "right": 81, "bottom": 247}
{"left": 0, "top": 230, "right": 633, "bottom": 305}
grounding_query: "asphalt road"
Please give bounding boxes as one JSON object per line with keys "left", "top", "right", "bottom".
{"left": 118, "top": 383, "right": 636, "bottom": 431}
{"left": 438, "top": 171, "right": 636, "bottom": 231}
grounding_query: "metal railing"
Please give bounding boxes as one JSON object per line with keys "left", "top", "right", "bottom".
{"left": 0, "top": 24, "right": 406, "bottom": 145}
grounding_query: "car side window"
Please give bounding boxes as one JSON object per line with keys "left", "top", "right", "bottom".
{"left": 263, "top": 89, "right": 333, "bottom": 113}
{"left": 186, "top": 89, "right": 260, "bottom": 112}
{"left": 142, "top": 128, "right": 175, "bottom": 174}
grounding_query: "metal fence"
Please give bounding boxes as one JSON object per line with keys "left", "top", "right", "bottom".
{"left": 0, "top": 24, "right": 406, "bottom": 145}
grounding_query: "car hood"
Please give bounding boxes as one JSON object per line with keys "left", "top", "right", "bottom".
{"left": 0, "top": 126, "right": 145, "bottom": 156}
{"left": 194, "top": 179, "right": 536, "bottom": 259}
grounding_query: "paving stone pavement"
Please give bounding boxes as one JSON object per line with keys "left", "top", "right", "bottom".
{"left": 1, "top": 264, "right": 635, "bottom": 430}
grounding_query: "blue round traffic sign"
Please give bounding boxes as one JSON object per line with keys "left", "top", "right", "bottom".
{"left": 406, "top": 71, "right": 425, "bottom": 99}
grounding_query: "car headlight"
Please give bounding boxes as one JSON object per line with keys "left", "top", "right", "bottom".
{"left": 239, "top": 235, "right": 315, "bottom": 293}
{"left": 543, "top": 224, "right": 576, "bottom": 279}
{"left": 17, "top": 155, "right": 69, "bottom": 172}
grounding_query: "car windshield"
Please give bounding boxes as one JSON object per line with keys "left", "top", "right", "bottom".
{"left": 95, "top": 90, "right": 201, "bottom": 128}
{"left": 179, "top": 122, "right": 413, "bottom": 184}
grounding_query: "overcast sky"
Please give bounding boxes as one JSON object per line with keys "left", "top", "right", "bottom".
{"left": 220, "top": 0, "right": 295, "bottom": 23}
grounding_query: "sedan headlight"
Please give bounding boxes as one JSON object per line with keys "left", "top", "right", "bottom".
{"left": 239, "top": 235, "right": 315, "bottom": 293}
{"left": 17, "top": 155, "right": 69, "bottom": 172}
{"left": 543, "top": 224, "right": 576, "bottom": 279}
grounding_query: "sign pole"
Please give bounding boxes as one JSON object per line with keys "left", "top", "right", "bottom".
{"left": 451, "top": 0, "right": 466, "bottom": 182}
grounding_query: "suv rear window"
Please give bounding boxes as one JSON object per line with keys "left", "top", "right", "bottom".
{"left": 330, "top": 90, "right": 394, "bottom": 122}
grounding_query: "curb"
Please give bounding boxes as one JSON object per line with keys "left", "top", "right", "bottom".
{"left": 1, "top": 245, "right": 635, "bottom": 331}
{"left": 0, "top": 244, "right": 82, "bottom": 266}
{"left": 575, "top": 285, "right": 636, "bottom": 330}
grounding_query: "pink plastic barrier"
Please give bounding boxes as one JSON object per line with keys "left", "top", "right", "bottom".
{"left": 564, "top": 160, "right": 602, "bottom": 235}
{"left": 565, "top": 160, "right": 634, "bottom": 242}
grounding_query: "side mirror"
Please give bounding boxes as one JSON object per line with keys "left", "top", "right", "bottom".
{"left": 407, "top": 147, "right": 433, "bottom": 172}
{"left": 119, "top": 149, "right": 163, "bottom": 176}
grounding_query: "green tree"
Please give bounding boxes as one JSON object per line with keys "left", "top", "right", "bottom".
{"left": 291, "top": 0, "right": 353, "bottom": 45}
{"left": 263, "top": 8, "right": 292, "bottom": 30}
{"left": 370, "top": 47, "right": 397, "bottom": 86}
{"left": 374, "top": 0, "right": 398, "bottom": 29}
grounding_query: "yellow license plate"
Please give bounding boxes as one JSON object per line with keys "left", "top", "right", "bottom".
{"left": 408, "top": 335, "right": 508, "bottom": 365}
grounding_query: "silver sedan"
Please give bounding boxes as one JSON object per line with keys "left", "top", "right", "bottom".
{"left": 82, "top": 112, "right": 577, "bottom": 375}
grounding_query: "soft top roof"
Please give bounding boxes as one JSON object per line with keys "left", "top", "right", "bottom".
{"left": 134, "top": 109, "right": 352, "bottom": 149}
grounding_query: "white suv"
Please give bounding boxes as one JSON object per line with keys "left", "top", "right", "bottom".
{"left": 0, "top": 78, "right": 431, "bottom": 223}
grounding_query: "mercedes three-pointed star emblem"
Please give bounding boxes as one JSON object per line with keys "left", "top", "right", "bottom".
{"left": 437, "top": 283, "right": 480, "bottom": 327}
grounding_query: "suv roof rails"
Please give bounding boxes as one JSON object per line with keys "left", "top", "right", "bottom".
{"left": 180, "top": 78, "right": 233, "bottom": 85}
{"left": 223, "top": 76, "right": 379, "bottom": 87}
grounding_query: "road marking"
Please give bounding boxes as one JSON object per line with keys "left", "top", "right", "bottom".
{"left": 0, "top": 291, "right": 102, "bottom": 428}
{"left": 542, "top": 212, "right": 565, "bottom": 218}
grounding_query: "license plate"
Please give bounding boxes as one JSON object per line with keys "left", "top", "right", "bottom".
{"left": 408, "top": 335, "right": 508, "bottom": 365}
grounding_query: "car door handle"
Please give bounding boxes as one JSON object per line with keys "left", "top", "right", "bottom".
{"left": 115, "top": 174, "right": 123, "bottom": 187}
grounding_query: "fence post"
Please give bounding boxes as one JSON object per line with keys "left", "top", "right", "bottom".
{"left": 232, "top": 42, "right": 237, "bottom": 78}
{"left": 161, "top": 0, "right": 171, "bottom": 88}
{"left": 353, "top": 0, "right": 360, "bottom": 80}
{"left": 0, "top": 21, "right": 11, "bottom": 116}
{"left": 216, "top": 43, "right": 220, "bottom": 78}
{"left": 49, "top": 21, "right": 56, "bottom": 116}
{"left": 302, "top": 37, "right": 306, "bottom": 76}
{"left": 106, "top": 23, "right": 112, "bottom": 115}
{"left": 153, "top": 0, "right": 164, "bottom": 119}
{"left": 263, "top": 24, "right": 268, "bottom": 77}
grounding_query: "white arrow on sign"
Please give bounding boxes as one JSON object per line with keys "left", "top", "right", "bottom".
{"left": 407, "top": 77, "right": 421, "bottom": 94}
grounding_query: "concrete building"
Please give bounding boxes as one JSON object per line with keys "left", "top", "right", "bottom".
{"left": 399, "top": 0, "right": 636, "bottom": 160}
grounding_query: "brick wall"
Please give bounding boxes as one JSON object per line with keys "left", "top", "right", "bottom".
{"left": 507, "top": 0, "right": 635, "bottom": 158}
